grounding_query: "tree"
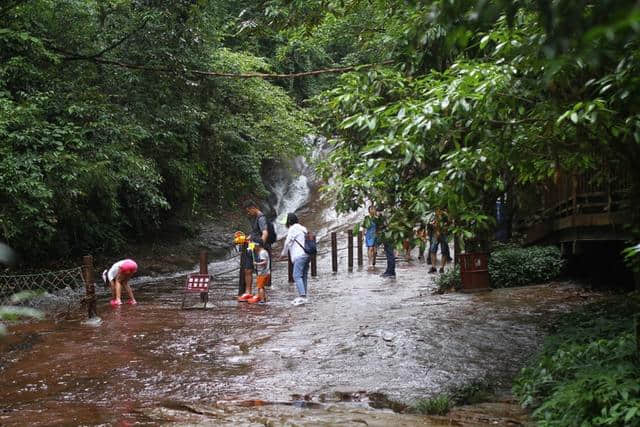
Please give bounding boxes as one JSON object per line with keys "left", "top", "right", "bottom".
{"left": 0, "top": 0, "right": 310, "bottom": 262}
{"left": 300, "top": 0, "right": 640, "bottom": 246}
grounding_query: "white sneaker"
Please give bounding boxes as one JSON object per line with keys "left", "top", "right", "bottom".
{"left": 291, "top": 297, "right": 306, "bottom": 306}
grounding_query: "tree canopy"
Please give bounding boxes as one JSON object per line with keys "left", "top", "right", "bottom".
{"left": 291, "top": 0, "right": 640, "bottom": 246}
{"left": 2, "top": 0, "right": 640, "bottom": 262}
{"left": 1, "top": 0, "right": 310, "bottom": 261}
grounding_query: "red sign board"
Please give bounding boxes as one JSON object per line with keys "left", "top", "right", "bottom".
{"left": 185, "top": 274, "right": 210, "bottom": 292}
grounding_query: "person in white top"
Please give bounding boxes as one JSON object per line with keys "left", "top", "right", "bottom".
{"left": 278, "top": 213, "right": 310, "bottom": 305}
{"left": 102, "top": 259, "right": 138, "bottom": 306}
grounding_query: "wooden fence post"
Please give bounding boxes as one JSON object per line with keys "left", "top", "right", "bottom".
{"left": 82, "top": 255, "right": 98, "bottom": 319}
{"left": 347, "top": 230, "right": 353, "bottom": 270}
{"left": 357, "top": 231, "right": 363, "bottom": 267}
{"left": 199, "top": 251, "right": 208, "bottom": 303}
{"left": 288, "top": 253, "right": 294, "bottom": 283}
{"left": 331, "top": 232, "right": 338, "bottom": 273}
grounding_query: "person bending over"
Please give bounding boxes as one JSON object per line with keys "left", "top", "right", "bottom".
{"left": 103, "top": 259, "right": 138, "bottom": 306}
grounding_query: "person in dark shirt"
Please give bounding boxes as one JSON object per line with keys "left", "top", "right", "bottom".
{"left": 377, "top": 206, "right": 396, "bottom": 278}
{"left": 238, "top": 200, "right": 270, "bottom": 301}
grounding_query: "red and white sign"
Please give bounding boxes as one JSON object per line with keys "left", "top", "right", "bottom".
{"left": 185, "top": 274, "right": 210, "bottom": 292}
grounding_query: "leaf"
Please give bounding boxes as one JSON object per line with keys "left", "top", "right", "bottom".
{"left": 625, "top": 407, "right": 638, "bottom": 423}
{"left": 480, "top": 34, "right": 490, "bottom": 49}
{"left": 599, "top": 84, "right": 612, "bottom": 94}
{"left": 570, "top": 112, "right": 578, "bottom": 124}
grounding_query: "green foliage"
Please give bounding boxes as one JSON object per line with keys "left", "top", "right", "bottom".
{"left": 413, "top": 394, "right": 451, "bottom": 416}
{"left": 489, "top": 246, "right": 565, "bottom": 288}
{"left": 513, "top": 298, "right": 640, "bottom": 426}
{"left": 0, "top": 1, "right": 310, "bottom": 262}
{"left": 435, "top": 265, "right": 461, "bottom": 293}
{"left": 622, "top": 243, "right": 640, "bottom": 274}
{"left": 290, "top": 0, "right": 640, "bottom": 248}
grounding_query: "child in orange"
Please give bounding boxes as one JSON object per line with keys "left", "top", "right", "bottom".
{"left": 248, "top": 241, "right": 269, "bottom": 304}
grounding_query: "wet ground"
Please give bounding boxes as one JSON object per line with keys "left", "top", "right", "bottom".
{"left": 0, "top": 250, "right": 597, "bottom": 426}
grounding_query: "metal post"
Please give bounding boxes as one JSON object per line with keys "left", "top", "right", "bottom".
{"left": 238, "top": 242, "right": 247, "bottom": 296}
{"left": 357, "top": 231, "right": 363, "bottom": 267}
{"left": 331, "top": 232, "right": 338, "bottom": 272}
{"left": 199, "top": 251, "right": 208, "bottom": 305}
{"left": 347, "top": 230, "right": 353, "bottom": 270}
{"left": 311, "top": 247, "right": 317, "bottom": 277}
{"left": 288, "top": 253, "right": 294, "bottom": 283}
{"left": 82, "top": 255, "right": 97, "bottom": 319}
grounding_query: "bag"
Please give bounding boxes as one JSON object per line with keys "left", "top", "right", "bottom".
{"left": 258, "top": 214, "right": 277, "bottom": 245}
{"left": 265, "top": 217, "right": 277, "bottom": 245}
{"left": 295, "top": 231, "right": 317, "bottom": 255}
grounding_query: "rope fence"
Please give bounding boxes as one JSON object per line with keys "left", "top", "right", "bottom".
{"left": 0, "top": 266, "right": 86, "bottom": 314}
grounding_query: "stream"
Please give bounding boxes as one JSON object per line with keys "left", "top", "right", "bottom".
{"left": 0, "top": 142, "right": 597, "bottom": 425}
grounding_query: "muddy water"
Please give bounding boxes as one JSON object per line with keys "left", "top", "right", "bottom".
{"left": 0, "top": 251, "right": 593, "bottom": 426}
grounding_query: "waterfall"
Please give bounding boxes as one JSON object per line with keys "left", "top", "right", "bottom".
{"left": 265, "top": 136, "right": 365, "bottom": 241}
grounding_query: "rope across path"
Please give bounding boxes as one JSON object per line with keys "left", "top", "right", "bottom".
{"left": 0, "top": 267, "right": 86, "bottom": 316}
{"left": 0, "top": 267, "right": 85, "bottom": 303}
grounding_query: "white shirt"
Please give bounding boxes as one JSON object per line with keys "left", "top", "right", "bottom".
{"left": 281, "top": 223, "right": 308, "bottom": 263}
{"left": 107, "top": 260, "right": 127, "bottom": 281}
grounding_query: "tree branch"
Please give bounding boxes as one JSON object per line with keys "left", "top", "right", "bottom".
{"left": 59, "top": 19, "right": 149, "bottom": 61}
{"left": 61, "top": 55, "right": 395, "bottom": 79}
{"left": 90, "top": 19, "right": 149, "bottom": 59}
{"left": 488, "top": 117, "right": 542, "bottom": 125}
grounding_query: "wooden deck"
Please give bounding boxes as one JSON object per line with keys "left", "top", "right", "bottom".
{"left": 519, "top": 170, "right": 632, "bottom": 245}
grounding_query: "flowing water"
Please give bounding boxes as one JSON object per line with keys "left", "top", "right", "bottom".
{"left": 0, "top": 140, "right": 597, "bottom": 425}
{"left": 0, "top": 253, "right": 594, "bottom": 426}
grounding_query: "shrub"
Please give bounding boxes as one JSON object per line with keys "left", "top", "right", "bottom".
{"left": 489, "top": 245, "right": 564, "bottom": 288}
{"left": 513, "top": 298, "right": 640, "bottom": 426}
{"left": 435, "top": 265, "right": 462, "bottom": 293}
{"left": 413, "top": 394, "right": 451, "bottom": 415}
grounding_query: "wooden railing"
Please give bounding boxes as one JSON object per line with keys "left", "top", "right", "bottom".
{"left": 519, "top": 167, "right": 632, "bottom": 244}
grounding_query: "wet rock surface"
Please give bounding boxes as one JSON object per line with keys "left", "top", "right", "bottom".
{"left": 0, "top": 250, "right": 596, "bottom": 426}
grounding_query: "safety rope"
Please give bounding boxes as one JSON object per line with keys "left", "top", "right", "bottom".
{"left": 0, "top": 267, "right": 85, "bottom": 308}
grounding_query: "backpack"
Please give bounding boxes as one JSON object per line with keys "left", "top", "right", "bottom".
{"left": 295, "top": 231, "right": 317, "bottom": 255}
{"left": 258, "top": 214, "right": 277, "bottom": 245}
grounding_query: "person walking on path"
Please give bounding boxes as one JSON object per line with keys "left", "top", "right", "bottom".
{"left": 278, "top": 213, "right": 310, "bottom": 306}
{"left": 248, "top": 241, "right": 269, "bottom": 304}
{"left": 377, "top": 208, "right": 396, "bottom": 278}
{"left": 416, "top": 222, "right": 428, "bottom": 262}
{"left": 428, "top": 207, "right": 451, "bottom": 274}
{"left": 102, "top": 259, "right": 138, "bottom": 306}
{"left": 364, "top": 204, "right": 379, "bottom": 270}
{"left": 239, "top": 200, "right": 271, "bottom": 301}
